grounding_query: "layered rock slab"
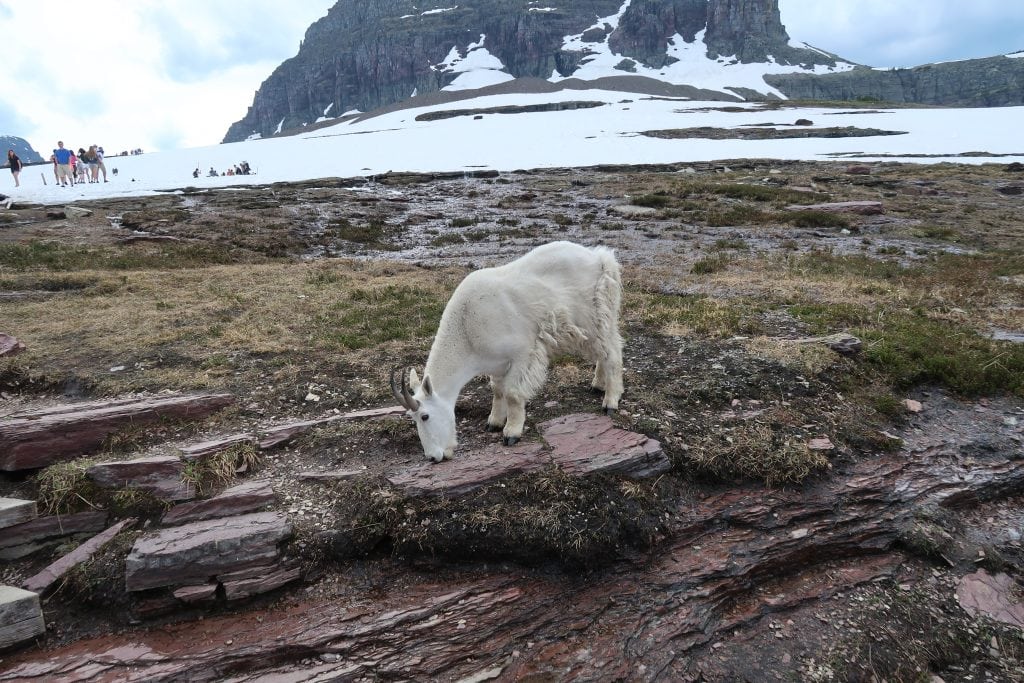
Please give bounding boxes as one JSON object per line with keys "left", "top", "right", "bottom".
{"left": 0, "top": 511, "right": 108, "bottom": 560}
{"left": 387, "top": 413, "right": 668, "bottom": 498}
{"left": 0, "top": 393, "right": 234, "bottom": 471}
{"left": 0, "top": 586, "right": 45, "bottom": 649}
{"left": 0, "top": 498, "right": 37, "bottom": 529}
{"left": 124, "top": 511, "right": 292, "bottom": 592}
{"left": 86, "top": 456, "right": 193, "bottom": 501}
{"left": 160, "top": 481, "right": 275, "bottom": 526}
{"left": 21, "top": 518, "right": 136, "bottom": 595}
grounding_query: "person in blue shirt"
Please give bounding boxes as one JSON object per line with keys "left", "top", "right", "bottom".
{"left": 53, "top": 141, "right": 73, "bottom": 186}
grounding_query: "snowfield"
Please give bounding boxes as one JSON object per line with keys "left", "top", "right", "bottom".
{"left": 6, "top": 89, "right": 1023, "bottom": 206}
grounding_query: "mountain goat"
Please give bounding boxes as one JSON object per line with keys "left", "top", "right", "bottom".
{"left": 391, "top": 240, "right": 623, "bottom": 463}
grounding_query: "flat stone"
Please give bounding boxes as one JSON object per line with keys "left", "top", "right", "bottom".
{"left": 0, "top": 393, "right": 235, "bottom": 471}
{"left": 87, "top": 456, "right": 194, "bottom": 501}
{"left": 0, "top": 498, "right": 37, "bottom": 530}
{"left": 64, "top": 206, "right": 93, "bottom": 218}
{"left": 0, "top": 332, "right": 26, "bottom": 358}
{"left": 258, "top": 405, "right": 404, "bottom": 450}
{"left": 173, "top": 584, "right": 219, "bottom": 604}
{"left": 540, "top": 414, "right": 670, "bottom": 478}
{"left": 608, "top": 204, "right": 658, "bottom": 218}
{"left": 298, "top": 469, "right": 365, "bottom": 482}
{"left": 791, "top": 332, "right": 862, "bottom": 356}
{"left": 807, "top": 437, "right": 835, "bottom": 451}
{"left": 0, "top": 586, "right": 45, "bottom": 649}
{"left": 161, "top": 480, "right": 275, "bottom": 526}
{"left": 221, "top": 565, "right": 302, "bottom": 601}
{"left": 387, "top": 414, "right": 669, "bottom": 498}
{"left": 21, "top": 518, "right": 136, "bottom": 595}
{"left": 903, "top": 399, "right": 923, "bottom": 413}
{"left": 956, "top": 570, "right": 1024, "bottom": 629}
{"left": 785, "top": 200, "right": 883, "bottom": 215}
{"left": 125, "top": 512, "right": 292, "bottom": 592}
{"left": 387, "top": 443, "right": 547, "bottom": 498}
{"left": 0, "top": 511, "right": 108, "bottom": 560}
{"left": 179, "top": 434, "right": 256, "bottom": 462}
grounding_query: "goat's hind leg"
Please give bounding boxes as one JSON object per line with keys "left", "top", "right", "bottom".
{"left": 485, "top": 376, "right": 507, "bottom": 433}
{"left": 598, "top": 346, "right": 623, "bottom": 414}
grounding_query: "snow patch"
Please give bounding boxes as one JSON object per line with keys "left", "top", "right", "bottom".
{"left": 274, "top": 118, "right": 285, "bottom": 135}
{"left": 1007, "top": 51, "right": 1024, "bottom": 59}
{"left": 422, "top": 6, "right": 458, "bottom": 16}
{"left": 553, "top": 2, "right": 855, "bottom": 98}
{"left": 433, "top": 34, "right": 516, "bottom": 92}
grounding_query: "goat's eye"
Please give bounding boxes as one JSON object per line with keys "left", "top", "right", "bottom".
{"left": 420, "top": 414, "right": 430, "bottom": 422}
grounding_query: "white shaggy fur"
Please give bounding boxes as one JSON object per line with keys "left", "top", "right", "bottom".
{"left": 397, "top": 241, "right": 623, "bottom": 462}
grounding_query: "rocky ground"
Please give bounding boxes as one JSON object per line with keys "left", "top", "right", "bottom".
{"left": 0, "top": 159, "right": 1023, "bottom": 681}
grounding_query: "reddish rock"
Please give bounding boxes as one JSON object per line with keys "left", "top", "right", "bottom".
{"left": 846, "top": 164, "right": 872, "bottom": 175}
{"left": 786, "top": 200, "right": 883, "bottom": 215}
{"left": 388, "top": 443, "right": 547, "bottom": 498}
{"left": 125, "top": 512, "right": 292, "bottom": 592}
{"left": 540, "top": 414, "right": 670, "bottom": 478}
{"left": 0, "top": 333, "right": 26, "bottom": 358}
{"left": 258, "top": 405, "right": 404, "bottom": 450}
{"left": 22, "top": 518, "right": 136, "bottom": 595}
{"left": 0, "top": 511, "right": 108, "bottom": 560}
{"left": 0, "top": 393, "right": 235, "bottom": 471}
{"left": 956, "top": 570, "right": 1024, "bottom": 628}
{"left": 179, "top": 434, "right": 256, "bottom": 462}
{"left": 161, "top": 480, "right": 275, "bottom": 526}
{"left": 86, "top": 456, "right": 194, "bottom": 502}
{"left": 221, "top": 564, "right": 302, "bottom": 601}
{"left": 173, "top": 584, "right": 219, "bottom": 604}
{"left": 387, "top": 414, "right": 669, "bottom": 498}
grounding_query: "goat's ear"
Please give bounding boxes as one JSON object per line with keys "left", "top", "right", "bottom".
{"left": 409, "top": 368, "right": 421, "bottom": 391}
{"left": 422, "top": 376, "right": 433, "bottom": 397}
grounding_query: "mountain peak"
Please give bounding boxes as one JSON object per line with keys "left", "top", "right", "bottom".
{"left": 223, "top": 0, "right": 848, "bottom": 143}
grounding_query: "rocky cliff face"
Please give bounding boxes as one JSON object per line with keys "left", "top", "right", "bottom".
{"left": 766, "top": 56, "right": 1024, "bottom": 107}
{"left": 225, "top": 0, "right": 1021, "bottom": 144}
{"left": 1, "top": 136, "right": 44, "bottom": 164}
{"left": 224, "top": 0, "right": 839, "bottom": 142}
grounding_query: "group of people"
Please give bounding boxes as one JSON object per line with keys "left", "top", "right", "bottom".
{"left": 50, "top": 141, "right": 108, "bottom": 186}
{"left": 196, "top": 161, "right": 251, "bottom": 178}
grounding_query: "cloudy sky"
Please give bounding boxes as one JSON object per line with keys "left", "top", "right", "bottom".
{"left": 1, "top": 1, "right": 1021, "bottom": 156}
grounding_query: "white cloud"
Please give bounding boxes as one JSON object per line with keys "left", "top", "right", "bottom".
{"left": 1, "top": 0, "right": 1021, "bottom": 157}
{"left": 0, "top": 0, "right": 334, "bottom": 153}
{"left": 779, "top": 0, "right": 1024, "bottom": 67}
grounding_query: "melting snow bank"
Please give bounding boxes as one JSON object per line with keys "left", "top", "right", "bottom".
{"left": 6, "top": 91, "right": 1024, "bottom": 206}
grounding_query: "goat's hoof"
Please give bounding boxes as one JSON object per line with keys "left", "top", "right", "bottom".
{"left": 603, "top": 407, "right": 617, "bottom": 416}
{"left": 503, "top": 436, "right": 520, "bottom": 446}
{"left": 485, "top": 423, "right": 502, "bottom": 433}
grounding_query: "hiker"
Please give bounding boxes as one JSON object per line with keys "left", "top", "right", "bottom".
{"left": 6, "top": 150, "right": 22, "bottom": 187}
{"left": 53, "top": 142, "right": 73, "bottom": 186}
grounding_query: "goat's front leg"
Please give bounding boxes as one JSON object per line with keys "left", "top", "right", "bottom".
{"left": 485, "top": 376, "right": 507, "bottom": 432}
{"left": 502, "top": 394, "right": 526, "bottom": 446}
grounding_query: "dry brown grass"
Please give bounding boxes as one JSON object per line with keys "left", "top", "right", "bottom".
{"left": 1, "top": 259, "right": 464, "bottom": 393}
